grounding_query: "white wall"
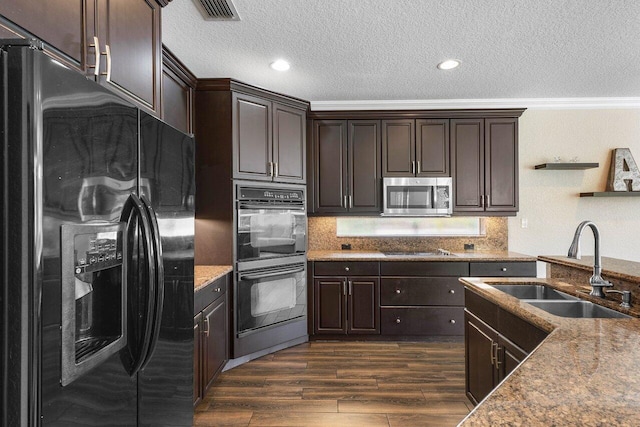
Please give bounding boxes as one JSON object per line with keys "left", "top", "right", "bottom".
{"left": 508, "top": 109, "right": 640, "bottom": 261}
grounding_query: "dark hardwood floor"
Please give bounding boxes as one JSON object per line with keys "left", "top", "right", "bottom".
{"left": 194, "top": 341, "right": 471, "bottom": 427}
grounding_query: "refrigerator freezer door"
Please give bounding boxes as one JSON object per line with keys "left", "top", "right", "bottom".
{"left": 138, "top": 112, "right": 195, "bottom": 426}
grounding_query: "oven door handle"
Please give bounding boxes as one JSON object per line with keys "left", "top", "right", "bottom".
{"left": 238, "top": 203, "right": 305, "bottom": 211}
{"left": 240, "top": 267, "right": 305, "bottom": 280}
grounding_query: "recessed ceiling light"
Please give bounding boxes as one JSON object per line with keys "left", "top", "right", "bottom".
{"left": 270, "top": 59, "right": 290, "bottom": 71}
{"left": 437, "top": 59, "right": 460, "bottom": 70}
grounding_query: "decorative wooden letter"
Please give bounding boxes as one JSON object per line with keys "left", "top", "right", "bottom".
{"left": 606, "top": 148, "right": 640, "bottom": 191}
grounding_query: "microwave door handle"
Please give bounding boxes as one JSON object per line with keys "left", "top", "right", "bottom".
{"left": 139, "top": 195, "right": 165, "bottom": 370}
{"left": 240, "top": 267, "right": 305, "bottom": 281}
{"left": 120, "top": 194, "right": 157, "bottom": 377}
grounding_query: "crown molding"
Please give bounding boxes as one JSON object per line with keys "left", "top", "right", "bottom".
{"left": 310, "top": 97, "right": 640, "bottom": 111}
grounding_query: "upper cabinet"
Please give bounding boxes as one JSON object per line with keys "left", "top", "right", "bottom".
{"left": 0, "top": 0, "right": 162, "bottom": 115}
{"left": 312, "top": 120, "right": 381, "bottom": 214}
{"left": 382, "top": 118, "right": 449, "bottom": 177}
{"left": 195, "top": 79, "right": 308, "bottom": 186}
{"left": 309, "top": 110, "right": 524, "bottom": 217}
{"left": 162, "top": 45, "right": 196, "bottom": 135}
{"left": 451, "top": 118, "right": 519, "bottom": 215}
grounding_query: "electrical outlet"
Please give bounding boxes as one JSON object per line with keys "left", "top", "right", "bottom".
{"left": 464, "top": 243, "right": 474, "bottom": 251}
{"left": 341, "top": 243, "right": 352, "bottom": 250}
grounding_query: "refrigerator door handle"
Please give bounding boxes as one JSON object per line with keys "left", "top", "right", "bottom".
{"left": 120, "top": 193, "right": 157, "bottom": 377}
{"left": 139, "top": 195, "right": 165, "bottom": 370}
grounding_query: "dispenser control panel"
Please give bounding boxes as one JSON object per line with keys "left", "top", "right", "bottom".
{"left": 73, "top": 230, "right": 123, "bottom": 275}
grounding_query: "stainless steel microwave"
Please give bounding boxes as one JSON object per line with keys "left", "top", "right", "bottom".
{"left": 382, "top": 177, "right": 453, "bottom": 216}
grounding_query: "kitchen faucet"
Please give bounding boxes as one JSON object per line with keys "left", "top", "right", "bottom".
{"left": 567, "top": 221, "right": 613, "bottom": 298}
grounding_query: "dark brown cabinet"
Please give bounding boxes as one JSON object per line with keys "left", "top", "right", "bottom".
{"left": 464, "top": 287, "right": 547, "bottom": 405}
{"left": 162, "top": 45, "right": 196, "bottom": 134}
{"left": 312, "top": 120, "right": 381, "bottom": 214}
{"left": 232, "top": 92, "right": 306, "bottom": 183}
{"left": 194, "top": 273, "right": 229, "bottom": 405}
{"left": 312, "top": 261, "right": 380, "bottom": 335}
{"left": 0, "top": 0, "right": 162, "bottom": 114}
{"left": 379, "top": 261, "right": 468, "bottom": 336}
{"left": 382, "top": 119, "right": 449, "bottom": 177}
{"left": 451, "top": 118, "right": 518, "bottom": 215}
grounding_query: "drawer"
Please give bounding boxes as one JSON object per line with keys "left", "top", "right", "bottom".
{"left": 469, "top": 261, "right": 536, "bottom": 277}
{"left": 380, "top": 261, "right": 469, "bottom": 277}
{"left": 194, "top": 275, "right": 227, "bottom": 314}
{"left": 380, "top": 277, "right": 464, "bottom": 306}
{"left": 314, "top": 261, "right": 379, "bottom": 276}
{"left": 381, "top": 307, "right": 464, "bottom": 336}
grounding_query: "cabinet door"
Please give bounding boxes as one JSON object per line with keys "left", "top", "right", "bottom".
{"left": 232, "top": 93, "right": 273, "bottom": 180}
{"left": 498, "top": 335, "right": 527, "bottom": 381}
{"left": 96, "top": 0, "right": 161, "bottom": 114}
{"left": 347, "top": 277, "right": 380, "bottom": 334}
{"left": 0, "top": 0, "right": 84, "bottom": 66}
{"left": 485, "top": 118, "right": 518, "bottom": 213}
{"left": 382, "top": 119, "right": 415, "bottom": 176}
{"left": 203, "top": 296, "right": 227, "bottom": 392}
{"left": 416, "top": 119, "right": 449, "bottom": 177}
{"left": 314, "top": 278, "right": 347, "bottom": 334}
{"left": 193, "top": 313, "right": 203, "bottom": 406}
{"left": 313, "top": 120, "right": 348, "bottom": 213}
{"left": 451, "top": 119, "right": 485, "bottom": 213}
{"left": 273, "top": 103, "right": 306, "bottom": 183}
{"left": 348, "top": 120, "right": 381, "bottom": 213}
{"left": 465, "top": 312, "right": 498, "bottom": 405}
{"left": 162, "top": 48, "right": 194, "bottom": 134}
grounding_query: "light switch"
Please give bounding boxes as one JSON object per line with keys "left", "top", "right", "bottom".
{"left": 521, "top": 218, "right": 528, "bottom": 229}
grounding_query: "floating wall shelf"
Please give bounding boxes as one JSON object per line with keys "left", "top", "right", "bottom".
{"left": 534, "top": 163, "right": 599, "bottom": 170}
{"left": 580, "top": 191, "right": 640, "bottom": 197}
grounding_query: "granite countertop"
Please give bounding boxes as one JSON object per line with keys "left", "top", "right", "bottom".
{"left": 194, "top": 265, "right": 233, "bottom": 292}
{"left": 308, "top": 250, "right": 536, "bottom": 262}
{"left": 459, "top": 277, "right": 640, "bottom": 426}
{"left": 540, "top": 255, "right": 640, "bottom": 284}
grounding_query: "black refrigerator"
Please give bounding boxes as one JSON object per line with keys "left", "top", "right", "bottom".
{"left": 1, "top": 40, "right": 195, "bottom": 426}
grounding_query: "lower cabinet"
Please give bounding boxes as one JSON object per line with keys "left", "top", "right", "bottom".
{"left": 193, "top": 273, "right": 229, "bottom": 406}
{"left": 313, "top": 261, "right": 380, "bottom": 335}
{"left": 464, "top": 287, "right": 547, "bottom": 405}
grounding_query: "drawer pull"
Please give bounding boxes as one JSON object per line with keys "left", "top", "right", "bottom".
{"left": 345, "top": 267, "right": 350, "bottom": 272}
{"left": 395, "top": 317, "right": 401, "bottom": 324}
{"left": 214, "top": 287, "right": 221, "bottom": 293}
{"left": 449, "top": 319, "right": 456, "bottom": 324}
{"left": 449, "top": 289, "right": 455, "bottom": 294}
{"left": 501, "top": 267, "right": 507, "bottom": 272}
{"left": 395, "top": 289, "right": 401, "bottom": 294}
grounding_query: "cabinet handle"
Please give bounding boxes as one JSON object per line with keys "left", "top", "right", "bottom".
{"left": 449, "top": 319, "right": 456, "bottom": 324}
{"left": 203, "top": 318, "right": 210, "bottom": 338}
{"left": 395, "top": 317, "right": 401, "bottom": 324}
{"left": 495, "top": 345, "right": 502, "bottom": 368}
{"left": 88, "top": 36, "right": 100, "bottom": 76}
{"left": 486, "top": 194, "right": 490, "bottom": 207}
{"left": 348, "top": 280, "right": 352, "bottom": 295}
{"left": 411, "top": 161, "right": 416, "bottom": 175}
{"left": 480, "top": 195, "right": 485, "bottom": 207}
{"left": 395, "top": 289, "right": 401, "bottom": 294}
{"left": 100, "top": 44, "right": 112, "bottom": 82}
{"left": 268, "top": 161, "right": 274, "bottom": 177}
{"left": 274, "top": 162, "right": 279, "bottom": 178}
{"left": 500, "top": 267, "right": 507, "bottom": 272}
{"left": 416, "top": 161, "right": 421, "bottom": 175}
{"left": 490, "top": 342, "right": 496, "bottom": 366}
{"left": 344, "top": 267, "right": 350, "bottom": 272}
{"left": 343, "top": 195, "right": 348, "bottom": 209}
{"left": 349, "top": 195, "right": 353, "bottom": 208}
{"left": 343, "top": 281, "right": 347, "bottom": 296}
{"left": 449, "top": 289, "right": 455, "bottom": 294}
{"left": 214, "top": 287, "right": 221, "bottom": 293}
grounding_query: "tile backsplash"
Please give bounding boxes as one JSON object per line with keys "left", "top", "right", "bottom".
{"left": 308, "top": 217, "right": 508, "bottom": 252}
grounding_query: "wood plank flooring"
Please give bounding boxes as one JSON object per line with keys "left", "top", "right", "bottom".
{"left": 194, "top": 341, "right": 471, "bottom": 427}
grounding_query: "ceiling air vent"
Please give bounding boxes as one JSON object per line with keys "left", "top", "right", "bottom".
{"left": 194, "top": 0, "right": 241, "bottom": 21}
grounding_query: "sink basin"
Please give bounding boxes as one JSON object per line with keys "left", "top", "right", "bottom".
{"left": 491, "top": 284, "right": 579, "bottom": 300}
{"left": 525, "top": 300, "right": 631, "bottom": 319}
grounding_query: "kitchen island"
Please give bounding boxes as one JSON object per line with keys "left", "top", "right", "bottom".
{"left": 459, "top": 275, "right": 640, "bottom": 426}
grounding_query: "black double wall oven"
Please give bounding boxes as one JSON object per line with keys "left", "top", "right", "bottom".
{"left": 233, "top": 183, "right": 308, "bottom": 358}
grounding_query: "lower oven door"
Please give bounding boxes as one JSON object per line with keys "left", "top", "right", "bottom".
{"left": 237, "top": 262, "right": 306, "bottom": 336}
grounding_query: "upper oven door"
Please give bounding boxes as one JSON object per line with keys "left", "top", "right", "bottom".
{"left": 237, "top": 201, "right": 307, "bottom": 262}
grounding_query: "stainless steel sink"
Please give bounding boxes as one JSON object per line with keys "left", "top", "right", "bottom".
{"left": 490, "top": 284, "right": 579, "bottom": 300}
{"left": 525, "top": 300, "right": 631, "bottom": 319}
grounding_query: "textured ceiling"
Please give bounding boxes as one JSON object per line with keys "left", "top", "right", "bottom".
{"left": 162, "top": 0, "right": 640, "bottom": 105}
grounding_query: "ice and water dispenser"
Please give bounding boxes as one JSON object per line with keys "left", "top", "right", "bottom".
{"left": 60, "top": 223, "right": 127, "bottom": 386}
